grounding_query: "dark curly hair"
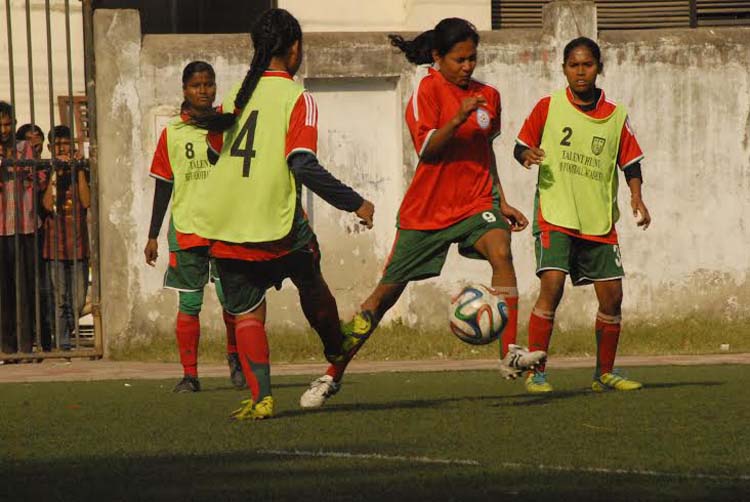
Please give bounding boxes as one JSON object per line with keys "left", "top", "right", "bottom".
{"left": 388, "top": 18, "right": 479, "bottom": 65}
{"left": 192, "top": 9, "right": 301, "bottom": 131}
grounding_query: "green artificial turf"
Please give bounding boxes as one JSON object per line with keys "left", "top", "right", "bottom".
{"left": 2, "top": 365, "right": 748, "bottom": 501}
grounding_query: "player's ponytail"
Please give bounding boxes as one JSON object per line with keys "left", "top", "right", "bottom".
{"left": 192, "top": 9, "right": 302, "bottom": 132}
{"left": 389, "top": 18, "right": 479, "bottom": 65}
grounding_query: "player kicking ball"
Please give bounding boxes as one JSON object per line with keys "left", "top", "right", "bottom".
{"left": 300, "top": 18, "right": 545, "bottom": 409}
{"left": 515, "top": 37, "right": 651, "bottom": 393}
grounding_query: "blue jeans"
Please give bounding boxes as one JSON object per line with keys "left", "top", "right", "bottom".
{"left": 47, "top": 260, "right": 89, "bottom": 349}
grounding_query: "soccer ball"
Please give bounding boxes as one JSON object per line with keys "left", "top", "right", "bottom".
{"left": 449, "top": 284, "right": 508, "bottom": 345}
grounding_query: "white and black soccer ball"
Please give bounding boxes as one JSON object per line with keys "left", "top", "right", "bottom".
{"left": 449, "top": 284, "right": 508, "bottom": 345}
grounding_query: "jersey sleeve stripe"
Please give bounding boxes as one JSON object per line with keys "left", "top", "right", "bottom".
{"left": 149, "top": 173, "right": 174, "bottom": 183}
{"left": 515, "top": 138, "right": 530, "bottom": 148}
{"left": 619, "top": 154, "right": 644, "bottom": 170}
{"left": 303, "top": 92, "right": 317, "bottom": 127}
{"left": 413, "top": 75, "right": 428, "bottom": 121}
{"left": 418, "top": 129, "right": 437, "bottom": 157}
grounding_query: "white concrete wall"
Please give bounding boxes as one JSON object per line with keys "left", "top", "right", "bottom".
{"left": 278, "top": 0, "right": 492, "bottom": 31}
{"left": 93, "top": 7, "right": 750, "bottom": 351}
{"left": 0, "top": 0, "right": 85, "bottom": 138}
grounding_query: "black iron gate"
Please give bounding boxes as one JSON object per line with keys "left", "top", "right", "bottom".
{"left": 0, "top": 0, "right": 101, "bottom": 362}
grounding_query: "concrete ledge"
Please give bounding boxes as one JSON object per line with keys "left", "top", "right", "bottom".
{"left": 0, "top": 353, "right": 747, "bottom": 384}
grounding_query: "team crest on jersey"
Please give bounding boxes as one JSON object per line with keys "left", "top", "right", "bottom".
{"left": 591, "top": 136, "right": 606, "bottom": 155}
{"left": 476, "top": 108, "right": 491, "bottom": 130}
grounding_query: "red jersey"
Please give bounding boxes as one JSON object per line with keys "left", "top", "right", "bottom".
{"left": 517, "top": 88, "right": 644, "bottom": 244}
{"left": 399, "top": 67, "right": 502, "bottom": 230}
{"left": 207, "top": 71, "right": 318, "bottom": 261}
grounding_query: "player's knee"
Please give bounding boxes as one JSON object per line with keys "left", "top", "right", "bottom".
{"left": 488, "top": 245, "right": 513, "bottom": 269}
{"left": 598, "top": 291, "right": 623, "bottom": 315}
{"left": 179, "top": 290, "right": 204, "bottom": 316}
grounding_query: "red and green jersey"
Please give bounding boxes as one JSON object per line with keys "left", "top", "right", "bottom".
{"left": 399, "top": 67, "right": 501, "bottom": 230}
{"left": 204, "top": 71, "right": 317, "bottom": 261}
{"left": 516, "top": 88, "right": 644, "bottom": 244}
{"left": 149, "top": 112, "right": 211, "bottom": 251}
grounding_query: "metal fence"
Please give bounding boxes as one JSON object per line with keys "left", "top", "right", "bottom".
{"left": 1, "top": 0, "right": 100, "bottom": 362}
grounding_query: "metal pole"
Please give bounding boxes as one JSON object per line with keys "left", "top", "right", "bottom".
{"left": 82, "top": 0, "right": 102, "bottom": 356}
{"left": 25, "top": 0, "right": 43, "bottom": 354}
{"left": 6, "top": 0, "right": 25, "bottom": 355}
{"left": 45, "top": 0, "right": 61, "bottom": 351}
{"left": 64, "top": 0, "right": 81, "bottom": 350}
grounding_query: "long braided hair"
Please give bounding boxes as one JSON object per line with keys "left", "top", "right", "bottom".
{"left": 192, "top": 9, "right": 302, "bottom": 131}
{"left": 388, "top": 18, "right": 479, "bottom": 65}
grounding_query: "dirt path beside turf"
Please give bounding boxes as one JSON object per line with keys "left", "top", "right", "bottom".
{"left": 0, "top": 353, "right": 748, "bottom": 384}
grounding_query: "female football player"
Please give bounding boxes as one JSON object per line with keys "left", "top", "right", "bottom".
{"left": 187, "top": 8, "right": 375, "bottom": 420}
{"left": 300, "top": 18, "right": 545, "bottom": 409}
{"left": 515, "top": 37, "right": 651, "bottom": 393}
{"left": 144, "top": 61, "right": 245, "bottom": 393}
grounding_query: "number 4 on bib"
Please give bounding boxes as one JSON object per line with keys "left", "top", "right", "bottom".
{"left": 231, "top": 110, "right": 259, "bottom": 177}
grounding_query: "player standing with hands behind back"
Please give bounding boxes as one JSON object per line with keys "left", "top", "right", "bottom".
{"left": 515, "top": 37, "right": 651, "bottom": 393}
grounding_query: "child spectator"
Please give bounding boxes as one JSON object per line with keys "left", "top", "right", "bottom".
{"left": 42, "top": 125, "right": 90, "bottom": 350}
{"left": 16, "top": 123, "right": 45, "bottom": 159}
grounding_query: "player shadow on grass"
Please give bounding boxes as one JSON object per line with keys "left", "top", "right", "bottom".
{"left": 276, "top": 392, "right": 545, "bottom": 418}
{"left": 507, "top": 381, "right": 725, "bottom": 407}
{"left": 182, "top": 382, "right": 308, "bottom": 393}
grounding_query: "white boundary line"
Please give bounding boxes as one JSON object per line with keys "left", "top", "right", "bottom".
{"left": 257, "top": 449, "right": 750, "bottom": 482}
{"left": 258, "top": 449, "right": 479, "bottom": 466}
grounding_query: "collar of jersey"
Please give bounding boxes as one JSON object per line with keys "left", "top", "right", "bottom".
{"left": 263, "top": 70, "right": 293, "bottom": 80}
{"left": 565, "top": 86, "right": 606, "bottom": 113}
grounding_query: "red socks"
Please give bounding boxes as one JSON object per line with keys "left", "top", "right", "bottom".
{"left": 235, "top": 317, "right": 271, "bottom": 401}
{"left": 595, "top": 312, "right": 621, "bottom": 377}
{"left": 223, "top": 310, "right": 237, "bottom": 355}
{"left": 528, "top": 308, "right": 555, "bottom": 372}
{"left": 492, "top": 287, "right": 518, "bottom": 358}
{"left": 176, "top": 312, "right": 200, "bottom": 377}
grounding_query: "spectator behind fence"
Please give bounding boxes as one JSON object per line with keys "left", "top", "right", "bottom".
{"left": 42, "top": 125, "right": 90, "bottom": 350}
{"left": 0, "top": 101, "right": 47, "bottom": 356}
{"left": 16, "top": 123, "right": 44, "bottom": 159}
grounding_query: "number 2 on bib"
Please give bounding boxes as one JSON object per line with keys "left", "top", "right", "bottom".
{"left": 231, "top": 110, "right": 259, "bottom": 177}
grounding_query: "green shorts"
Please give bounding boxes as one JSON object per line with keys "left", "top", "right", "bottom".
{"left": 214, "top": 237, "right": 322, "bottom": 315}
{"left": 381, "top": 209, "right": 510, "bottom": 284}
{"left": 164, "top": 247, "right": 218, "bottom": 292}
{"left": 535, "top": 231, "right": 624, "bottom": 286}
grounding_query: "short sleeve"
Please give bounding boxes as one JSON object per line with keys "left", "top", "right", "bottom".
{"left": 516, "top": 96, "right": 551, "bottom": 149}
{"left": 405, "top": 76, "right": 440, "bottom": 157}
{"left": 285, "top": 91, "right": 318, "bottom": 159}
{"left": 149, "top": 128, "right": 173, "bottom": 182}
{"left": 618, "top": 115, "right": 644, "bottom": 169}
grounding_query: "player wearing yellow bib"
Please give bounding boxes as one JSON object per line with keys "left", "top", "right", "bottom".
{"left": 144, "top": 62, "right": 245, "bottom": 393}
{"left": 515, "top": 38, "right": 652, "bottom": 393}
{"left": 188, "top": 9, "right": 375, "bottom": 420}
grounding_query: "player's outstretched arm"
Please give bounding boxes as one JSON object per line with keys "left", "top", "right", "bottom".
{"left": 627, "top": 177, "right": 651, "bottom": 230}
{"left": 288, "top": 151, "right": 374, "bottom": 229}
{"left": 144, "top": 178, "right": 173, "bottom": 266}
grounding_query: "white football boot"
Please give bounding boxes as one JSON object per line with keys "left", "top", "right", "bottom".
{"left": 299, "top": 375, "right": 341, "bottom": 408}
{"left": 499, "top": 344, "right": 547, "bottom": 380}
